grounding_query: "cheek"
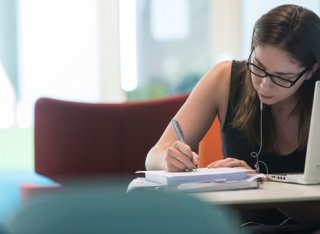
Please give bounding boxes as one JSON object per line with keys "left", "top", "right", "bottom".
{"left": 286, "top": 84, "right": 301, "bottom": 97}
{"left": 282, "top": 78, "right": 304, "bottom": 98}
{"left": 251, "top": 75, "right": 261, "bottom": 89}
{"left": 278, "top": 89, "right": 296, "bottom": 101}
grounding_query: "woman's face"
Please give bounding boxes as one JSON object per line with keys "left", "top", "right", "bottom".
{"left": 250, "top": 45, "right": 308, "bottom": 106}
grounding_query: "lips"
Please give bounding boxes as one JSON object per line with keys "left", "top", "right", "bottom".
{"left": 259, "top": 93, "right": 273, "bottom": 100}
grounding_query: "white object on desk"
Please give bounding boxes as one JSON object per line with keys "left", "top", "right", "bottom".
{"left": 126, "top": 173, "right": 264, "bottom": 193}
{"left": 177, "top": 174, "right": 264, "bottom": 192}
{"left": 126, "top": 177, "right": 163, "bottom": 193}
{"left": 267, "top": 81, "right": 320, "bottom": 185}
{"left": 177, "top": 180, "right": 259, "bottom": 192}
{"left": 136, "top": 167, "right": 252, "bottom": 186}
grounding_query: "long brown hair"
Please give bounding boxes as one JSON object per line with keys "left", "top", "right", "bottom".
{"left": 233, "top": 4, "right": 320, "bottom": 152}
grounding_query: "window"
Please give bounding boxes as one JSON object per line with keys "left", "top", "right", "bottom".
{"left": 2, "top": 0, "right": 320, "bottom": 169}
{"left": 125, "top": 0, "right": 211, "bottom": 100}
{"left": 0, "top": 0, "right": 101, "bottom": 169}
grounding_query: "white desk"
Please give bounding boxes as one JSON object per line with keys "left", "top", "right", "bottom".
{"left": 193, "top": 181, "right": 320, "bottom": 209}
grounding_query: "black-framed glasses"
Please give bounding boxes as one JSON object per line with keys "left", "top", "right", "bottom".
{"left": 246, "top": 49, "right": 308, "bottom": 88}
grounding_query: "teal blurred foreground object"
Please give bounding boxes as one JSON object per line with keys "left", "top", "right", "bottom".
{"left": 0, "top": 170, "right": 56, "bottom": 222}
{"left": 6, "top": 185, "right": 240, "bottom": 234}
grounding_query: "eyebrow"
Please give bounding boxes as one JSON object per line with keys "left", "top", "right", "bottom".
{"left": 254, "top": 57, "right": 299, "bottom": 76}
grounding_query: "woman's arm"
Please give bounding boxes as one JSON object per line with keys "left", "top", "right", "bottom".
{"left": 145, "top": 61, "right": 232, "bottom": 171}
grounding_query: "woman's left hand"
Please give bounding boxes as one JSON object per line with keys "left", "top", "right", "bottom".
{"left": 207, "top": 157, "right": 253, "bottom": 170}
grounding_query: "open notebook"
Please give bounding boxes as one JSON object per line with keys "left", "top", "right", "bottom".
{"left": 267, "top": 81, "right": 320, "bottom": 185}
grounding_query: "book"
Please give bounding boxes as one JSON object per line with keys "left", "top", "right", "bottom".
{"left": 177, "top": 174, "right": 265, "bottom": 192}
{"left": 136, "top": 167, "right": 251, "bottom": 186}
{"left": 177, "top": 180, "right": 259, "bottom": 192}
{"left": 126, "top": 174, "right": 265, "bottom": 193}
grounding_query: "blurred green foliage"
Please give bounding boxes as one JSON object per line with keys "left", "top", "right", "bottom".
{"left": 127, "top": 71, "right": 203, "bottom": 100}
{"left": 127, "top": 84, "right": 167, "bottom": 101}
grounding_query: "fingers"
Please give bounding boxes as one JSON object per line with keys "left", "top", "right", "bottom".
{"left": 165, "top": 141, "right": 197, "bottom": 172}
{"left": 207, "top": 157, "right": 252, "bottom": 170}
{"left": 192, "top": 152, "right": 199, "bottom": 166}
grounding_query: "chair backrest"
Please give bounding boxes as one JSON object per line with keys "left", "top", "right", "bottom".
{"left": 34, "top": 94, "right": 189, "bottom": 182}
{"left": 198, "top": 117, "right": 223, "bottom": 168}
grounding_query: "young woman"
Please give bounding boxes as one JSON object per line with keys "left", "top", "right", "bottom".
{"left": 145, "top": 4, "right": 320, "bottom": 225}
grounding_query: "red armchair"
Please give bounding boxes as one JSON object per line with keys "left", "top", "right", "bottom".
{"left": 34, "top": 94, "right": 189, "bottom": 183}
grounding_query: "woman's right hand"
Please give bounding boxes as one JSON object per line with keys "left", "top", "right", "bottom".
{"left": 164, "top": 140, "right": 199, "bottom": 172}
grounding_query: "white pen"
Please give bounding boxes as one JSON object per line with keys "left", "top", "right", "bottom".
{"left": 171, "top": 119, "right": 197, "bottom": 171}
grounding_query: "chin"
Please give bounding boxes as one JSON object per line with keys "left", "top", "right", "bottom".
{"left": 259, "top": 98, "right": 277, "bottom": 106}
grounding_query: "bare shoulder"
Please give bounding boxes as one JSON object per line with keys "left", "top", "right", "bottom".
{"left": 203, "top": 61, "right": 232, "bottom": 87}
{"left": 191, "top": 61, "right": 232, "bottom": 122}
{"left": 157, "top": 61, "right": 233, "bottom": 149}
{"left": 194, "top": 61, "right": 232, "bottom": 95}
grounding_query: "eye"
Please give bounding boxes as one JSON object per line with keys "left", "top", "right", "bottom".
{"left": 283, "top": 76, "right": 296, "bottom": 81}
{"left": 276, "top": 74, "right": 298, "bottom": 81}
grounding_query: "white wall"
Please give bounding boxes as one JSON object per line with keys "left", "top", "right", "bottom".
{"left": 98, "top": 0, "right": 126, "bottom": 102}
{"left": 209, "top": 0, "right": 241, "bottom": 64}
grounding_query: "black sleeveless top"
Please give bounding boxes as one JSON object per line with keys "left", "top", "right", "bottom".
{"left": 220, "top": 60, "right": 306, "bottom": 174}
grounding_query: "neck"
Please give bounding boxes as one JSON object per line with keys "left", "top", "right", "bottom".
{"left": 271, "top": 95, "right": 298, "bottom": 119}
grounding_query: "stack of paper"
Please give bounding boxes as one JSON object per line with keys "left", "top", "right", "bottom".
{"left": 177, "top": 173, "right": 265, "bottom": 192}
{"left": 136, "top": 168, "right": 251, "bottom": 186}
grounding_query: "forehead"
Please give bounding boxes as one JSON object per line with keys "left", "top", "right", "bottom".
{"left": 254, "top": 45, "right": 303, "bottom": 72}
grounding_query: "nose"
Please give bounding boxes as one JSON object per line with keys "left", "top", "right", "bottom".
{"left": 260, "top": 76, "right": 274, "bottom": 90}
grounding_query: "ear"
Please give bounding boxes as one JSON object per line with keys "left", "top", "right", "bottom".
{"left": 305, "top": 63, "right": 320, "bottom": 80}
